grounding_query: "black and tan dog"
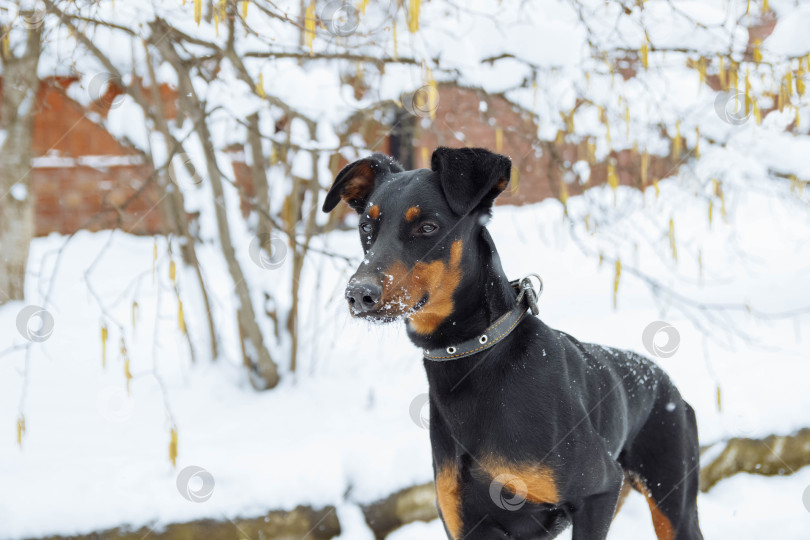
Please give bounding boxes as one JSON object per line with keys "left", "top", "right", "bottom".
{"left": 322, "top": 147, "right": 703, "bottom": 540}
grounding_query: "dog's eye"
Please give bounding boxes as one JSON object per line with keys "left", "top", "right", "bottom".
{"left": 417, "top": 223, "right": 439, "bottom": 235}
{"left": 360, "top": 222, "right": 373, "bottom": 234}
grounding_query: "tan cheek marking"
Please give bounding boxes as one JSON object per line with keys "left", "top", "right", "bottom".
{"left": 629, "top": 473, "right": 675, "bottom": 540}
{"left": 405, "top": 206, "right": 421, "bottom": 222}
{"left": 408, "top": 240, "right": 463, "bottom": 335}
{"left": 368, "top": 205, "right": 380, "bottom": 219}
{"left": 377, "top": 241, "right": 463, "bottom": 333}
{"left": 495, "top": 176, "right": 509, "bottom": 191}
{"left": 476, "top": 456, "right": 560, "bottom": 506}
{"left": 436, "top": 463, "right": 462, "bottom": 539}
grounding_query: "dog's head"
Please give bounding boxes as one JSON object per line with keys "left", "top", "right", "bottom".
{"left": 322, "top": 147, "right": 511, "bottom": 336}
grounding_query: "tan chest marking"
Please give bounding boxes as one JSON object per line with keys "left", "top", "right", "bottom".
{"left": 435, "top": 462, "right": 463, "bottom": 539}
{"left": 477, "top": 456, "right": 560, "bottom": 506}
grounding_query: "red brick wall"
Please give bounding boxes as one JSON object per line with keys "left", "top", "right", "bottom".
{"left": 1, "top": 76, "right": 166, "bottom": 236}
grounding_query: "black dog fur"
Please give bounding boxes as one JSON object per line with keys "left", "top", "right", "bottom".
{"left": 322, "top": 147, "right": 704, "bottom": 540}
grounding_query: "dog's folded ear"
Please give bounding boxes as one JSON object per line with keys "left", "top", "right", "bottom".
{"left": 322, "top": 153, "right": 404, "bottom": 213}
{"left": 431, "top": 147, "right": 512, "bottom": 216}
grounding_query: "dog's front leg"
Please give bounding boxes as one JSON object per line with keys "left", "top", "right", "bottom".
{"left": 570, "top": 461, "right": 624, "bottom": 540}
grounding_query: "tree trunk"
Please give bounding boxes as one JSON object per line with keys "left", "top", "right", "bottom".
{"left": 699, "top": 428, "right": 810, "bottom": 492}
{"left": 0, "top": 17, "right": 41, "bottom": 304}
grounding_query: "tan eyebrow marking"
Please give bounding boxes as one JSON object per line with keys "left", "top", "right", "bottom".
{"left": 405, "top": 206, "right": 421, "bottom": 222}
{"left": 368, "top": 205, "right": 380, "bottom": 219}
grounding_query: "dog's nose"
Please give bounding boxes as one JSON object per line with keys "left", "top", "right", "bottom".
{"left": 345, "top": 278, "right": 382, "bottom": 313}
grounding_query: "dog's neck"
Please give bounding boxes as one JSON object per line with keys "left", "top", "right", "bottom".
{"left": 405, "top": 227, "right": 516, "bottom": 350}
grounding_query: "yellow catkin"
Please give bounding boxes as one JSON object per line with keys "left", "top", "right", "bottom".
{"left": 2, "top": 34, "right": 9, "bottom": 58}
{"left": 408, "top": 0, "right": 420, "bottom": 33}
{"left": 510, "top": 167, "right": 519, "bottom": 195}
{"left": 625, "top": 103, "right": 630, "bottom": 139}
{"left": 613, "top": 259, "right": 622, "bottom": 309}
{"left": 193, "top": 0, "right": 202, "bottom": 26}
{"left": 257, "top": 73, "right": 265, "bottom": 98}
{"left": 169, "top": 428, "right": 178, "bottom": 467}
{"left": 669, "top": 218, "right": 678, "bottom": 262}
{"left": 495, "top": 127, "right": 503, "bottom": 153}
{"left": 169, "top": 260, "right": 177, "bottom": 285}
{"left": 178, "top": 300, "right": 187, "bottom": 334}
{"left": 708, "top": 201, "right": 713, "bottom": 225}
{"left": 744, "top": 68, "right": 751, "bottom": 116}
{"left": 392, "top": 20, "right": 398, "bottom": 60}
{"left": 560, "top": 180, "right": 569, "bottom": 208}
{"left": 653, "top": 178, "right": 660, "bottom": 198}
{"left": 641, "top": 41, "right": 649, "bottom": 70}
{"left": 753, "top": 99, "right": 762, "bottom": 124}
{"left": 718, "top": 56, "right": 727, "bottom": 90}
{"left": 697, "top": 56, "right": 706, "bottom": 85}
{"left": 305, "top": 2, "right": 316, "bottom": 56}
{"left": 716, "top": 386, "right": 722, "bottom": 411}
{"left": 587, "top": 141, "right": 596, "bottom": 164}
{"left": 753, "top": 40, "right": 762, "bottom": 64}
{"left": 242, "top": 0, "right": 248, "bottom": 19}
{"left": 695, "top": 127, "right": 700, "bottom": 159}
{"left": 361, "top": 0, "right": 369, "bottom": 14}
{"left": 124, "top": 359, "right": 132, "bottom": 394}
{"left": 640, "top": 149, "right": 649, "bottom": 186}
{"left": 132, "top": 301, "right": 138, "bottom": 329}
{"left": 672, "top": 122, "right": 681, "bottom": 159}
{"left": 762, "top": 0, "right": 769, "bottom": 12}
{"left": 786, "top": 71, "right": 794, "bottom": 97}
{"left": 17, "top": 415, "right": 25, "bottom": 447}
{"left": 607, "top": 159, "right": 619, "bottom": 205}
{"left": 426, "top": 70, "right": 438, "bottom": 121}
{"left": 101, "top": 324, "right": 108, "bottom": 367}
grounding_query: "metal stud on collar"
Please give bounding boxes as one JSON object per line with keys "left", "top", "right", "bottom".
{"left": 446, "top": 346, "right": 457, "bottom": 354}
{"left": 479, "top": 335, "right": 488, "bottom": 344}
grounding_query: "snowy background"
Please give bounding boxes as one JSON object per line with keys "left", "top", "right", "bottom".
{"left": 2, "top": 0, "right": 810, "bottom": 538}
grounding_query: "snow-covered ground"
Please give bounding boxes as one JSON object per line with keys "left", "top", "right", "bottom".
{"left": 2, "top": 177, "right": 810, "bottom": 539}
